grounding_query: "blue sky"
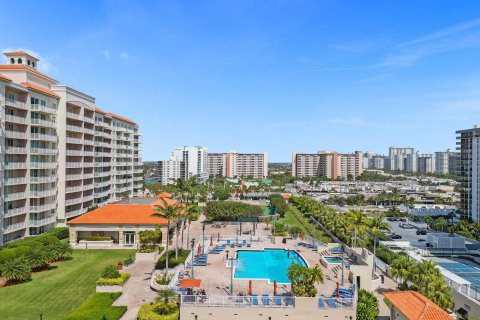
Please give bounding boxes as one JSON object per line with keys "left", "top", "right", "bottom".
{"left": 2, "top": 1, "right": 480, "bottom": 161}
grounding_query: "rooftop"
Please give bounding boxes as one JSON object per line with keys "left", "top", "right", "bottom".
{"left": 383, "top": 290, "right": 452, "bottom": 320}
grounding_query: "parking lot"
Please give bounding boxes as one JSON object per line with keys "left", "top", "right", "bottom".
{"left": 384, "top": 219, "right": 428, "bottom": 248}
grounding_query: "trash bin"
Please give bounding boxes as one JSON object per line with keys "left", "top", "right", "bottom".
{"left": 380, "top": 275, "right": 384, "bottom": 284}
{"left": 282, "top": 238, "right": 287, "bottom": 244}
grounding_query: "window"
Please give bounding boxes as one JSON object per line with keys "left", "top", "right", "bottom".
{"left": 10, "top": 58, "right": 14, "bottom": 64}
{"left": 32, "top": 62, "right": 35, "bottom": 68}
{"left": 27, "top": 59, "right": 31, "bottom": 66}
{"left": 17, "top": 58, "right": 22, "bottom": 64}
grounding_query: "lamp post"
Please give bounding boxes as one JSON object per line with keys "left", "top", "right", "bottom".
{"left": 202, "top": 222, "right": 205, "bottom": 254}
{"left": 191, "top": 238, "right": 195, "bottom": 278}
{"left": 228, "top": 251, "right": 237, "bottom": 295}
{"left": 341, "top": 244, "right": 345, "bottom": 286}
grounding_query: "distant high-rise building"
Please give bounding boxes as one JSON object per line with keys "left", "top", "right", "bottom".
{"left": 292, "top": 151, "right": 363, "bottom": 179}
{"left": 157, "top": 160, "right": 184, "bottom": 185}
{"left": 435, "top": 149, "right": 457, "bottom": 175}
{"left": 416, "top": 153, "right": 435, "bottom": 173}
{"left": 388, "top": 147, "right": 416, "bottom": 172}
{"left": 158, "top": 146, "right": 208, "bottom": 183}
{"left": 456, "top": 125, "right": 480, "bottom": 222}
{"left": 207, "top": 151, "right": 268, "bottom": 179}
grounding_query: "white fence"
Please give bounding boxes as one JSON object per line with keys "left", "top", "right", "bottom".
{"left": 180, "top": 294, "right": 295, "bottom": 308}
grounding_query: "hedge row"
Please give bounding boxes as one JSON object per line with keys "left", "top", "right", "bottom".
{"left": 204, "top": 201, "right": 262, "bottom": 221}
{"left": 137, "top": 303, "right": 179, "bottom": 320}
{"left": 96, "top": 273, "right": 131, "bottom": 286}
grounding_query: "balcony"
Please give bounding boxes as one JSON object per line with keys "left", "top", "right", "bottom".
{"left": 4, "top": 206, "right": 28, "bottom": 218}
{"left": 30, "top": 189, "right": 56, "bottom": 197}
{"left": 95, "top": 190, "right": 111, "bottom": 198}
{"left": 115, "top": 187, "right": 131, "bottom": 193}
{"left": 95, "top": 141, "right": 112, "bottom": 148}
{"left": 95, "top": 162, "right": 112, "bottom": 167}
{"left": 95, "top": 120, "right": 110, "bottom": 128}
{"left": 29, "top": 216, "right": 56, "bottom": 227}
{"left": 115, "top": 170, "right": 131, "bottom": 175}
{"left": 5, "top": 147, "right": 28, "bottom": 154}
{"left": 4, "top": 177, "right": 28, "bottom": 185}
{"left": 94, "top": 152, "right": 111, "bottom": 157}
{"left": 94, "top": 180, "right": 111, "bottom": 188}
{"left": 31, "top": 133, "right": 57, "bottom": 141}
{"left": 66, "top": 137, "right": 83, "bottom": 144}
{"left": 94, "top": 171, "right": 111, "bottom": 178}
{"left": 83, "top": 173, "right": 94, "bottom": 179}
{"left": 66, "top": 174, "right": 83, "bottom": 181}
{"left": 83, "top": 151, "right": 94, "bottom": 156}
{"left": 83, "top": 183, "right": 94, "bottom": 190}
{"left": 65, "top": 198, "right": 83, "bottom": 206}
{"left": 5, "top": 99, "right": 27, "bottom": 109}
{"left": 30, "top": 162, "right": 57, "bottom": 169}
{"left": 31, "top": 103, "right": 56, "bottom": 114}
{"left": 84, "top": 116, "right": 95, "bottom": 124}
{"left": 84, "top": 127, "right": 95, "bottom": 135}
{"left": 30, "top": 176, "right": 56, "bottom": 183}
{"left": 83, "top": 195, "right": 94, "bottom": 202}
{"left": 66, "top": 209, "right": 83, "bottom": 218}
{"left": 66, "top": 162, "right": 84, "bottom": 168}
{"left": 31, "top": 147, "right": 57, "bottom": 155}
{"left": 66, "top": 185, "right": 83, "bottom": 193}
{"left": 115, "top": 162, "right": 132, "bottom": 166}
{"left": 66, "top": 112, "right": 83, "bottom": 121}
{"left": 83, "top": 139, "right": 94, "bottom": 146}
{"left": 5, "top": 114, "right": 28, "bottom": 125}
{"left": 5, "top": 192, "right": 28, "bottom": 201}
{"left": 96, "top": 131, "right": 112, "bottom": 139}
{"left": 3, "top": 222, "right": 26, "bottom": 234}
{"left": 5, "top": 131, "right": 28, "bottom": 139}
{"left": 66, "top": 124, "right": 84, "bottom": 133}
{"left": 5, "top": 162, "right": 28, "bottom": 170}
{"left": 66, "top": 150, "right": 84, "bottom": 156}
{"left": 30, "top": 203, "right": 56, "bottom": 212}
{"left": 31, "top": 118, "right": 56, "bottom": 127}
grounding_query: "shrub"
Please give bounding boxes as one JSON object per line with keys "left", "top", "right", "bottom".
{"left": 155, "top": 250, "right": 190, "bottom": 269}
{"left": 269, "top": 194, "right": 289, "bottom": 217}
{"left": 82, "top": 236, "right": 112, "bottom": 241}
{"left": 357, "top": 289, "right": 379, "bottom": 320}
{"left": 64, "top": 293, "right": 127, "bottom": 320}
{"left": 0, "top": 257, "right": 32, "bottom": 282}
{"left": 137, "top": 302, "right": 179, "bottom": 320}
{"left": 102, "top": 265, "right": 120, "bottom": 279}
{"left": 204, "top": 201, "right": 263, "bottom": 221}
{"left": 25, "top": 247, "right": 49, "bottom": 269}
{"left": 96, "top": 273, "right": 130, "bottom": 286}
{"left": 44, "top": 227, "right": 69, "bottom": 240}
{"left": 272, "top": 222, "right": 287, "bottom": 236}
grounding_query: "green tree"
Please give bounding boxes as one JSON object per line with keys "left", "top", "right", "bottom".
{"left": 356, "top": 289, "right": 379, "bottom": 320}
{"left": 346, "top": 210, "right": 368, "bottom": 247}
{"left": 287, "top": 264, "right": 324, "bottom": 297}
{"left": 368, "top": 212, "right": 391, "bottom": 277}
{"left": 185, "top": 203, "right": 200, "bottom": 250}
{"left": 156, "top": 288, "right": 178, "bottom": 305}
{"left": 152, "top": 198, "right": 182, "bottom": 278}
{"left": 0, "top": 257, "right": 31, "bottom": 283}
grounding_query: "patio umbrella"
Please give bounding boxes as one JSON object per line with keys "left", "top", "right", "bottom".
{"left": 197, "top": 244, "right": 201, "bottom": 256}
{"left": 248, "top": 280, "right": 252, "bottom": 295}
{"left": 210, "top": 236, "right": 213, "bottom": 246}
{"left": 336, "top": 281, "right": 340, "bottom": 298}
{"left": 179, "top": 279, "right": 202, "bottom": 288}
{"left": 301, "top": 232, "right": 305, "bottom": 241}
{"left": 273, "top": 280, "right": 277, "bottom": 295}
{"left": 217, "top": 232, "right": 220, "bottom": 243}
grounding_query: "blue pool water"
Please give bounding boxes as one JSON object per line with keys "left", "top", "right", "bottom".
{"left": 438, "top": 261, "right": 480, "bottom": 289}
{"left": 234, "top": 249, "right": 307, "bottom": 283}
{"left": 324, "top": 257, "right": 343, "bottom": 264}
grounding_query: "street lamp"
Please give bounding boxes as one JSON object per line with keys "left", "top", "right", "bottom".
{"left": 341, "top": 244, "right": 345, "bottom": 286}
{"left": 202, "top": 222, "right": 205, "bottom": 254}
{"left": 226, "top": 249, "right": 236, "bottom": 295}
{"left": 191, "top": 238, "right": 196, "bottom": 278}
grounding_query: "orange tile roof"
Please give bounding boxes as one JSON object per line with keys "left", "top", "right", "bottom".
{"left": 282, "top": 193, "right": 292, "bottom": 199}
{"left": 4, "top": 51, "right": 29, "bottom": 56}
{"left": 383, "top": 291, "right": 452, "bottom": 320}
{"left": 157, "top": 192, "right": 173, "bottom": 198}
{"left": 0, "top": 73, "right": 12, "bottom": 82}
{"left": 0, "top": 64, "right": 58, "bottom": 83}
{"left": 95, "top": 107, "right": 107, "bottom": 114}
{"left": 21, "top": 82, "right": 59, "bottom": 98}
{"left": 107, "top": 112, "right": 136, "bottom": 125}
{"left": 68, "top": 198, "right": 180, "bottom": 225}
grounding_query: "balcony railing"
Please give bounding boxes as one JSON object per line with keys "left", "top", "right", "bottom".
{"left": 83, "top": 195, "right": 94, "bottom": 202}
{"left": 30, "top": 189, "right": 56, "bottom": 197}
{"left": 84, "top": 116, "right": 95, "bottom": 123}
{"left": 5, "top": 191, "right": 28, "bottom": 201}
{"left": 66, "top": 150, "right": 84, "bottom": 156}
{"left": 31, "top": 118, "right": 56, "bottom": 127}
{"left": 29, "top": 216, "right": 56, "bottom": 227}
{"left": 94, "top": 152, "right": 111, "bottom": 157}
{"left": 84, "top": 128, "right": 95, "bottom": 135}
{"left": 30, "top": 162, "right": 57, "bottom": 169}
{"left": 4, "top": 206, "right": 28, "bottom": 218}
{"left": 31, "top": 133, "right": 57, "bottom": 141}
{"left": 5, "top": 99, "right": 26, "bottom": 109}
{"left": 83, "top": 139, "right": 94, "bottom": 145}
{"left": 5, "top": 131, "right": 28, "bottom": 139}
{"left": 66, "top": 112, "right": 83, "bottom": 120}
{"left": 5, "top": 114, "right": 28, "bottom": 125}
{"left": 66, "top": 137, "right": 83, "bottom": 144}
{"left": 5, "top": 147, "right": 28, "bottom": 154}
{"left": 95, "top": 162, "right": 112, "bottom": 167}
{"left": 83, "top": 183, "right": 94, "bottom": 190}
{"left": 66, "top": 185, "right": 83, "bottom": 193}
{"left": 30, "top": 203, "right": 56, "bottom": 212}
{"left": 5, "top": 162, "right": 28, "bottom": 169}
{"left": 83, "top": 173, "right": 94, "bottom": 179}
{"left": 31, "top": 103, "right": 56, "bottom": 114}
{"left": 66, "top": 124, "right": 84, "bottom": 133}
{"left": 179, "top": 295, "right": 296, "bottom": 308}
{"left": 84, "top": 151, "right": 94, "bottom": 156}
{"left": 66, "top": 208, "right": 85, "bottom": 218}
{"left": 95, "top": 171, "right": 111, "bottom": 177}
{"left": 3, "top": 222, "right": 26, "bottom": 233}
{"left": 31, "top": 147, "right": 57, "bottom": 155}
{"left": 66, "top": 174, "right": 83, "bottom": 181}
{"left": 65, "top": 198, "right": 82, "bottom": 206}
{"left": 4, "top": 177, "right": 28, "bottom": 185}
{"left": 95, "top": 180, "right": 111, "bottom": 188}
{"left": 95, "top": 190, "right": 111, "bottom": 198}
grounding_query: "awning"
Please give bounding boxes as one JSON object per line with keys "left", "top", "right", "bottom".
{"left": 179, "top": 279, "right": 201, "bottom": 288}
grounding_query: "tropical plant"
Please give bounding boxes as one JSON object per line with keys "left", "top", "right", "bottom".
{"left": 368, "top": 212, "right": 391, "bottom": 277}
{"left": 185, "top": 203, "right": 200, "bottom": 250}
{"left": 346, "top": 209, "right": 369, "bottom": 247}
{"left": 156, "top": 288, "right": 178, "bottom": 305}
{"left": 25, "top": 247, "right": 49, "bottom": 269}
{"left": 0, "top": 257, "right": 32, "bottom": 283}
{"left": 101, "top": 264, "right": 120, "bottom": 279}
{"left": 152, "top": 198, "right": 183, "bottom": 278}
{"left": 287, "top": 264, "right": 324, "bottom": 297}
{"left": 356, "top": 289, "right": 379, "bottom": 320}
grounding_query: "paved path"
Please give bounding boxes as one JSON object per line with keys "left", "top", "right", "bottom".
{"left": 114, "top": 260, "right": 157, "bottom": 320}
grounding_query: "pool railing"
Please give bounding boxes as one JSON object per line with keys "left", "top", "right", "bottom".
{"left": 180, "top": 294, "right": 295, "bottom": 308}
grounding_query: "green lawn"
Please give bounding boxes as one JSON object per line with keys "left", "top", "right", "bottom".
{"left": 261, "top": 205, "right": 273, "bottom": 216}
{"left": 64, "top": 292, "right": 127, "bottom": 320}
{"left": 0, "top": 249, "right": 135, "bottom": 320}
{"left": 279, "top": 206, "right": 332, "bottom": 243}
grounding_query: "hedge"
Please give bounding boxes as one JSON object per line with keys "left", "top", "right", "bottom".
{"left": 96, "top": 273, "right": 131, "bottom": 286}
{"left": 64, "top": 293, "right": 127, "bottom": 320}
{"left": 82, "top": 236, "right": 112, "bottom": 241}
{"left": 44, "top": 227, "right": 69, "bottom": 240}
{"left": 137, "top": 303, "right": 179, "bottom": 320}
{"left": 204, "top": 201, "right": 263, "bottom": 221}
{"left": 155, "top": 250, "right": 190, "bottom": 269}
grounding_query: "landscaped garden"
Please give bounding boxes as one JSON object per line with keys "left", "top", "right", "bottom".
{"left": 0, "top": 249, "right": 135, "bottom": 320}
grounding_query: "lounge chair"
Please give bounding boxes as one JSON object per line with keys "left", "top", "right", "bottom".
{"left": 285, "top": 296, "right": 294, "bottom": 306}
{"left": 193, "top": 262, "right": 207, "bottom": 266}
{"left": 227, "top": 240, "right": 231, "bottom": 245}
{"left": 242, "top": 240, "right": 247, "bottom": 246}
{"left": 262, "top": 294, "right": 270, "bottom": 305}
{"left": 236, "top": 242, "right": 242, "bottom": 247}
{"left": 230, "top": 243, "right": 235, "bottom": 248}
{"left": 325, "top": 299, "right": 337, "bottom": 308}
{"left": 273, "top": 296, "right": 282, "bottom": 306}
{"left": 252, "top": 294, "right": 259, "bottom": 305}
{"left": 318, "top": 299, "right": 325, "bottom": 308}
{"left": 246, "top": 243, "right": 251, "bottom": 248}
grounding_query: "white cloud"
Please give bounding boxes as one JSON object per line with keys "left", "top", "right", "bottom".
{"left": 119, "top": 51, "right": 129, "bottom": 63}
{"left": 101, "top": 50, "right": 110, "bottom": 61}
{"left": 2, "top": 47, "right": 58, "bottom": 74}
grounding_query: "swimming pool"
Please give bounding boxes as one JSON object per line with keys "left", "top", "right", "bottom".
{"left": 438, "top": 260, "right": 480, "bottom": 290}
{"left": 234, "top": 249, "right": 307, "bottom": 283}
{"left": 323, "top": 257, "right": 343, "bottom": 264}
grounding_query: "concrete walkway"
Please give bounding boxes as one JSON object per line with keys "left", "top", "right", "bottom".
{"left": 114, "top": 260, "right": 158, "bottom": 320}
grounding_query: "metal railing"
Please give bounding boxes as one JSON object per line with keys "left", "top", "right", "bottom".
{"left": 5, "top": 147, "right": 28, "bottom": 154}
{"left": 31, "top": 133, "right": 56, "bottom": 141}
{"left": 4, "top": 222, "right": 26, "bottom": 233}
{"left": 31, "top": 103, "right": 56, "bottom": 114}
{"left": 180, "top": 295, "right": 296, "bottom": 308}
{"left": 29, "top": 216, "right": 56, "bottom": 227}
{"left": 5, "top": 99, "right": 26, "bottom": 109}
{"left": 31, "top": 118, "right": 56, "bottom": 127}
{"left": 317, "top": 297, "right": 356, "bottom": 310}
{"left": 5, "top": 114, "right": 28, "bottom": 124}
{"left": 66, "top": 124, "right": 83, "bottom": 133}
{"left": 30, "top": 203, "right": 57, "bottom": 212}
{"left": 4, "top": 177, "right": 28, "bottom": 185}
{"left": 30, "top": 176, "right": 56, "bottom": 183}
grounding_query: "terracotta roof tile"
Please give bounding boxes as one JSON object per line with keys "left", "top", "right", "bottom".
{"left": 0, "top": 73, "right": 12, "bottom": 82}
{"left": 95, "top": 107, "right": 106, "bottom": 114}
{"left": 107, "top": 112, "right": 136, "bottom": 125}
{"left": 68, "top": 198, "right": 180, "bottom": 225}
{"left": 0, "top": 64, "right": 58, "bottom": 83}
{"left": 21, "top": 82, "right": 59, "bottom": 98}
{"left": 383, "top": 291, "right": 452, "bottom": 320}
{"left": 4, "top": 51, "right": 29, "bottom": 56}
{"left": 157, "top": 192, "right": 173, "bottom": 198}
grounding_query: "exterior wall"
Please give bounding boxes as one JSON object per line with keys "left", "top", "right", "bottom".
{"left": 71, "top": 224, "right": 166, "bottom": 246}
{"left": 0, "top": 52, "right": 142, "bottom": 245}
{"left": 180, "top": 297, "right": 356, "bottom": 320}
{"left": 158, "top": 159, "right": 184, "bottom": 184}
{"left": 417, "top": 153, "right": 435, "bottom": 173}
{"left": 171, "top": 146, "right": 209, "bottom": 181}
{"left": 389, "top": 147, "right": 415, "bottom": 171}
{"left": 292, "top": 151, "right": 363, "bottom": 179}
{"left": 453, "top": 289, "right": 480, "bottom": 320}
{"left": 224, "top": 152, "right": 268, "bottom": 179}
{"left": 389, "top": 307, "right": 409, "bottom": 320}
{"left": 207, "top": 153, "right": 227, "bottom": 177}
{"left": 93, "top": 111, "right": 113, "bottom": 206}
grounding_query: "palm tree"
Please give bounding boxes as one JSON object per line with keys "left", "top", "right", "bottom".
{"left": 390, "top": 254, "right": 415, "bottom": 288}
{"left": 185, "top": 204, "right": 200, "bottom": 250}
{"left": 152, "top": 198, "right": 183, "bottom": 278}
{"left": 346, "top": 210, "right": 368, "bottom": 247}
{"left": 368, "top": 212, "right": 391, "bottom": 277}
{"left": 25, "top": 247, "right": 49, "bottom": 269}
{"left": 0, "top": 257, "right": 31, "bottom": 283}
{"left": 156, "top": 288, "right": 178, "bottom": 305}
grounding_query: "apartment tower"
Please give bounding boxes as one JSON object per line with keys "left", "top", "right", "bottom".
{"left": 292, "top": 151, "right": 363, "bottom": 179}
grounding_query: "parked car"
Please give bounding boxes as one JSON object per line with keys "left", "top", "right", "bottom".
{"left": 387, "top": 217, "right": 396, "bottom": 222}
{"left": 416, "top": 230, "right": 427, "bottom": 235}
{"left": 418, "top": 239, "right": 426, "bottom": 242}
{"left": 399, "top": 218, "right": 407, "bottom": 222}
{"left": 389, "top": 234, "right": 402, "bottom": 240}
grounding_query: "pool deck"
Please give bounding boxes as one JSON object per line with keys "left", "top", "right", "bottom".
{"left": 184, "top": 238, "right": 353, "bottom": 297}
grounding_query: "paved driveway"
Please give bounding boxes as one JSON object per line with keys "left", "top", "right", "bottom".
{"left": 114, "top": 260, "right": 157, "bottom": 320}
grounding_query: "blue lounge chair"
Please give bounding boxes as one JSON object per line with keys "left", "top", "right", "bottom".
{"left": 262, "top": 294, "right": 270, "bottom": 305}
{"left": 227, "top": 240, "right": 231, "bottom": 245}
{"left": 242, "top": 240, "right": 247, "bottom": 245}
{"left": 193, "top": 261, "right": 207, "bottom": 266}
{"left": 318, "top": 299, "right": 325, "bottom": 308}
{"left": 236, "top": 242, "right": 242, "bottom": 247}
{"left": 246, "top": 243, "right": 251, "bottom": 248}
{"left": 230, "top": 243, "right": 235, "bottom": 248}
{"left": 285, "top": 297, "right": 294, "bottom": 306}
{"left": 325, "top": 299, "right": 337, "bottom": 308}
{"left": 252, "top": 294, "right": 259, "bottom": 305}
{"left": 273, "top": 296, "right": 282, "bottom": 306}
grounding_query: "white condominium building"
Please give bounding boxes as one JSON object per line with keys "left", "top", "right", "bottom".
{"left": 157, "top": 159, "right": 183, "bottom": 185}
{"left": 416, "top": 153, "right": 435, "bottom": 174}
{"left": 207, "top": 151, "right": 268, "bottom": 179}
{"left": 158, "top": 146, "right": 208, "bottom": 183}
{"left": 388, "top": 146, "right": 415, "bottom": 171}
{"left": 292, "top": 151, "right": 363, "bottom": 179}
{"left": 0, "top": 51, "right": 142, "bottom": 245}
{"left": 207, "top": 153, "right": 227, "bottom": 177}
{"left": 435, "top": 149, "right": 457, "bottom": 175}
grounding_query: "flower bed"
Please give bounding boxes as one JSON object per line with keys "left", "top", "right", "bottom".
{"left": 96, "top": 273, "right": 130, "bottom": 286}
